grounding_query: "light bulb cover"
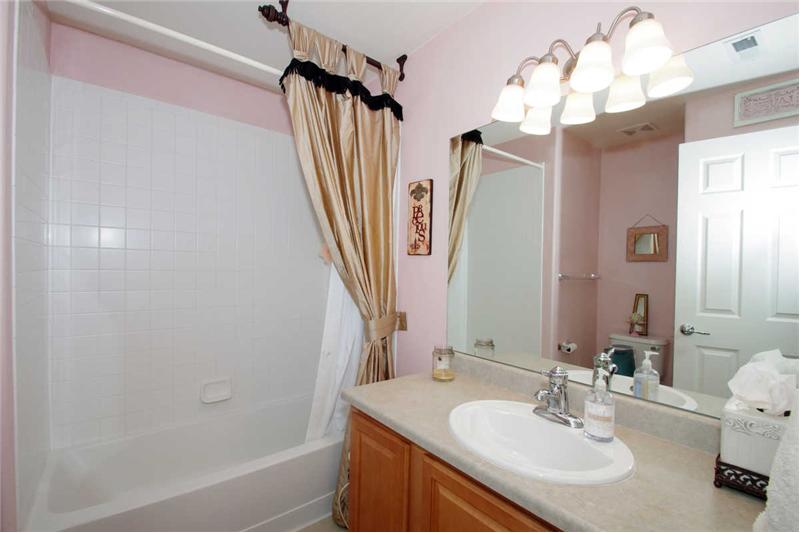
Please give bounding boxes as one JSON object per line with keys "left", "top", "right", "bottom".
{"left": 647, "top": 54, "right": 694, "bottom": 98}
{"left": 560, "top": 92, "right": 596, "bottom": 125}
{"left": 524, "top": 61, "right": 562, "bottom": 108}
{"left": 622, "top": 17, "right": 673, "bottom": 76}
{"left": 491, "top": 77, "right": 526, "bottom": 122}
{"left": 570, "top": 39, "right": 615, "bottom": 93}
{"left": 519, "top": 106, "right": 552, "bottom": 135}
{"left": 605, "top": 74, "right": 645, "bottom": 113}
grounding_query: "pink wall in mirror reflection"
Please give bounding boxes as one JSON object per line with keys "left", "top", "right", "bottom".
{"left": 395, "top": 1, "right": 798, "bottom": 375}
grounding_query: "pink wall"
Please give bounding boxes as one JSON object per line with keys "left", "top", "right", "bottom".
{"left": 49, "top": 23, "right": 292, "bottom": 136}
{"left": 0, "top": 2, "right": 16, "bottom": 530}
{"left": 394, "top": 1, "right": 798, "bottom": 375}
{"left": 557, "top": 132, "right": 601, "bottom": 368}
{"left": 595, "top": 133, "right": 683, "bottom": 384}
{"left": 685, "top": 71, "right": 798, "bottom": 142}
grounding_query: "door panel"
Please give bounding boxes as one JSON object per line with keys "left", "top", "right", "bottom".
{"left": 675, "top": 126, "right": 799, "bottom": 395}
{"left": 409, "top": 446, "right": 554, "bottom": 532}
{"left": 349, "top": 410, "right": 411, "bottom": 532}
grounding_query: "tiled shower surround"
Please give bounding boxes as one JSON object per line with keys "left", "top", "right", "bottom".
{"left": 48, "top": 77, "right": 328, "bottom": 448}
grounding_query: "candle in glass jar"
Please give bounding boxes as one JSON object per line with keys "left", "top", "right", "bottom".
{"left": 432, "top": 345, "right": 455, "bottom": 382}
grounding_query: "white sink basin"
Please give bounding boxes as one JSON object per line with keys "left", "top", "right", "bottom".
{"left": 568, "top": 370, "right": 699, "bottom": 411}
{"left": 449, "top": 400, "right": 634, "bottom": 485}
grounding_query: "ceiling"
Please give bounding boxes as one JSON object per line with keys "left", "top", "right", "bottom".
{"left": 45, "top": 0, "right": 482, "bottom": 91}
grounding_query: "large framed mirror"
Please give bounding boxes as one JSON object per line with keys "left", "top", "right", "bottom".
{"left": 447, "top": 14, "right": 799, "bottom": 418}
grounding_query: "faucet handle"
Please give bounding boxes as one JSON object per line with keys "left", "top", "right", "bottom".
{"left": 542, "top": 366, "right": 569, "bottom": 386}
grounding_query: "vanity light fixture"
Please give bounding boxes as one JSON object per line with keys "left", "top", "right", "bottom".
{"left": 560, "top": 92, "right": 596, "bottom": 125}
{"left": 490, "top": 74, "right": 526, "bottom": 122}
{"left": 519, "top": 106, "right": 552, "bottom": 135}
{"left": 646, "top": 54, "right": 695, "bottom": 98}
{"left": 491, "top": 6, "right": 691, "bottom": 132}
{"left": 605, "top": 74, "right": 646, "bottom": 113}
{"left": 570, "top": 37, "right": 615, "bottom": 93}
{"left": 524, "top": 57, "right": 562, "bottom": 107}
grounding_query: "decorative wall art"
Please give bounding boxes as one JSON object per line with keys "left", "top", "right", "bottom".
{"left": 734, "top": 79, "right": 799, "bottom": 127}
{"left": 407, "top": 179, "right": 433, "bottom": 255}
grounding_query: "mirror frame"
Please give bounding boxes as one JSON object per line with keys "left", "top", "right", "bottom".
{"left": 630, "top": 293, "right": 649, "bottom": 336}
{"left": 626, "top": 225, "right": 668, "bottom": 262}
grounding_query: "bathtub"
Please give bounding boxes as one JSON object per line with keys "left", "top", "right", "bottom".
{"left": 27, "top": 397, "right": 343, "bottom": 531}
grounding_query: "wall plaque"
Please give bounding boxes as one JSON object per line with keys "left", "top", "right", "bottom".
{"left": 407, "top": 179, "right": 432, "bottom": 255}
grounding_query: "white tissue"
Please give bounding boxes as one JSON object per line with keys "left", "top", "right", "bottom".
{"left": 727, "top": 361, "right": 794, "bottom": 415}
{"left": 751, "top": 349, "right": 799, "bottom": 383}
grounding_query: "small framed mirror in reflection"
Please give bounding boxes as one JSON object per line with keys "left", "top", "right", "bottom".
{"left": 630, "top": 293, "right": 649, "bottom": 336}
{"left": 627, "top": 225, "right": 668, "bottom": 262}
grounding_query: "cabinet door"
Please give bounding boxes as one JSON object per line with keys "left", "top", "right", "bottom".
{"left": 410, "top": 446, "right": 555, "bottom": 532}
{"left": 349, "top": 409, "right": 411, "bottom": 531}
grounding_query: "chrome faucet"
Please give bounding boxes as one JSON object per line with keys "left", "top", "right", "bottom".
{"left": 592, "top": 348, "right": 618, "bottom": 391}
{"left": 534, "top": 366, "right": 584, "bottom": 428}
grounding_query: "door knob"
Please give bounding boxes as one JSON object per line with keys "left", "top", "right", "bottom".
{"left": 679, "top": 323, "right": 710, "bottom": 336}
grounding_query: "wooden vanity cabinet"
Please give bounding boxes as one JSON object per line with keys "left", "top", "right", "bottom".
{"left": 349, "top": 409, "right": 557, "bottom": 532}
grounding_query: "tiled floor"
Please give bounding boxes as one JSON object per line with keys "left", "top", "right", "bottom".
{"left": 300, "top": 515, "right": 347, "bottom": 532}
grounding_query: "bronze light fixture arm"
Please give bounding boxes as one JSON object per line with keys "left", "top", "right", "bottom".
{"left": 547, "top": 39, "right": 577, "bottom": 60}
{"left": 601, "top": 5, "right": 655, "bottom": 41}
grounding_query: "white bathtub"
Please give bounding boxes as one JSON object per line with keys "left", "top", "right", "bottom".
{"left": 27, "top": 397, "right": 343, "bottom": 531}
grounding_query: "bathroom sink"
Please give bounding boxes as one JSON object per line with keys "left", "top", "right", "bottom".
{"left": 449, "top": 400, "right": 634, "bottom": 485}
{"left": 567, "top": 370, "right": 699, "bottom": 411}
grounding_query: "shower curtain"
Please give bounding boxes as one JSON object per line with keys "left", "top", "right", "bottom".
{"left": 305, "top": 267, "right": 362, "bottom": 441}
{"left": 279, "top": 21, "right": 402, "bottom": 527}
{"left": 448, "top": 130, "right": 483, "bottom": 282}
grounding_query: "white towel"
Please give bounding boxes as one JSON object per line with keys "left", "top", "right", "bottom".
{"left": 753, "top": 411, "right": 799, "bottom": 532}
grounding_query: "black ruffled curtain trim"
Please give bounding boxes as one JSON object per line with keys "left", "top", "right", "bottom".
{"left": 461, "top": 129, "right": 483, "bottom": 145}
{"left": 280, "top": 58, "right": 403, "bottom": 121}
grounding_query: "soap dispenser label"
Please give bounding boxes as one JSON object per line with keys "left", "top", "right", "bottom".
{"left": 585, "top": 403, "right": 615, "bottom": 441}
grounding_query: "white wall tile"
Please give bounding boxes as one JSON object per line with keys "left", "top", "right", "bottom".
{"left": 47, "top": 77, "right": 328, "bottom": 449}
{"left": 14, "top": 2, "right": 52, "bottom": 521}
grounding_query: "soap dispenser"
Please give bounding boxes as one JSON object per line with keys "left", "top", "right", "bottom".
{"left": 633, "top": 350, "right": 660, "bottom": 401}
{"left": 584, "top": 378, "right": 615, "bottom": 442}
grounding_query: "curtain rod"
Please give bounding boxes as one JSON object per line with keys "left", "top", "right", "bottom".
{"left": 482, "top": 145, "right": 543, "bottom": 169}
{"left": 258, "top": 0, "right": 407, "bottom": 81}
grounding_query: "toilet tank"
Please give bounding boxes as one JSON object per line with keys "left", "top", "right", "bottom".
{"left": 608, "top": 333, "right": 670, "bottom": 376}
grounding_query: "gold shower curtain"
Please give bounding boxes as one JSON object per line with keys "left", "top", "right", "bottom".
{"left": 280, "top": 21, "right": 402, "bottom": 527}
{"left": 448, "top": 131, "right": 483, "bottom": 282}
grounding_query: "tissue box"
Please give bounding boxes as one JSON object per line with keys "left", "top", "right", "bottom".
{"left": 721, "top": 397, "right": 788, "bottom": 475}
{"left": 716, "top": 397, "right": 789, "bottom": 499}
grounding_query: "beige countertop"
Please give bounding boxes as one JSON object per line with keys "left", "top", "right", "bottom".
{"left": 343, "top": 373, "right": 764, "bottom": 532}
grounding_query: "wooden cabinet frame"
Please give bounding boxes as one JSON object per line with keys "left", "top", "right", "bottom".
{"left": 349, "top": 409, "right": 558, "bottom": 532}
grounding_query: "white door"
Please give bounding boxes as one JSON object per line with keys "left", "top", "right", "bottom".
{"left": 674, "top": 126, "right": 799, "bottom": 397}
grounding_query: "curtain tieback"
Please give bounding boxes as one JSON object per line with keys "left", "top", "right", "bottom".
{"left": 365, "top": 312, "right": 398, "bottom": 341}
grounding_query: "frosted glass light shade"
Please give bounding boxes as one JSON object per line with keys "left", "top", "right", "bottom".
{"left": 560, "top": 92, "right": 595, "bottom": 125}
{"left": 647, "top": 54, "right": 694, "bottom": 98}
{"left": 605, "top": 75, "right": 645, "bottom": 113}
{"left": 491, "top": 83, "right": 525, "bottom": 122}
{"left": 524, "top": 62, "right": 562, "bottom": 107}
{"left": 622, "top": 18, "right": 673, "bottom": 76}
{"left": 569, "top": 40, "right": 615, "bottom": 93}
{"left": 519, "top": 106, "right": 552, "bottom": 135}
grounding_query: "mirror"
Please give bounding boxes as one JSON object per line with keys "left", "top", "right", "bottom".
{"left": 448, "top": 14, "right": 799, "bottom": 418}
{"left": 630, "top": 294, "right": 648, "bottom": 336}
{"left": 627, "top": 225, "right": 667, "bottom": 261}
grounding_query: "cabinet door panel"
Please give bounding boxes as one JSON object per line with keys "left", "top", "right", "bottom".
{"left": 349, "top": 410, "right": 411, "bottom": 531}
{"left": 410, "top": 446, "right": 555, "bottom": 532}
